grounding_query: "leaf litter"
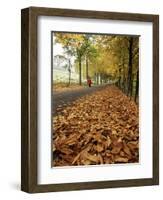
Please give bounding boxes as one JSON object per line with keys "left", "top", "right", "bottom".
{"left": 53, "top": 86, "right": 139, "bottom": 166}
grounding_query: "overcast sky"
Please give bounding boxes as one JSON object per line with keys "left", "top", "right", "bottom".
{"left": 53, "top": 35, "right": 75, "bottom": 70}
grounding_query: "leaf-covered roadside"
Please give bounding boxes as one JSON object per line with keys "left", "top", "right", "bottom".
{"left": 53, "top": 86, "right": 139, "bottom": 166}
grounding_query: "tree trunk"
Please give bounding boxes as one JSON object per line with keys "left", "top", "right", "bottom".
{"left": 79, "top": 58, "right": 82, "bottom": 85}
{"left": 97, "top": 73, "right": 99, "bottom": 85}
{"left": 127, "top": 37, "right": 133, "bottom": 96}
{"left": 68, "top": 60, "right": 71, "bottom": 86}
{"left": 122, "top": 62, "right": 126, "bottom": 93}
{"left": 118, "top": 67, "right": 122, "bottom": 89}
{"left": 100, "top": 73, "right": 103, "bottom": 84}
{"left": 130, "top": 74, "right": 134, "bottom": 97}
{"left": 86, "top": 56, "right": 88, "bottom": 79}
{"left": 135, "top": 70, "right": 139, "bottom": 102}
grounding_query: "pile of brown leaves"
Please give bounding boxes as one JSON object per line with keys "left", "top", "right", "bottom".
{"left": 53, "top": 86, "right": 139, "bottom": 167}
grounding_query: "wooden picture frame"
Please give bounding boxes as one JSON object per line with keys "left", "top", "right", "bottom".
{"left": 21, "top": 7, "right": 159, "bottom": 193}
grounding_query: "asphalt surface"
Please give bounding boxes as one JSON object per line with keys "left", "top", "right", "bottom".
{"left": 53, "top": 84, "right": 108, "bottom": 115}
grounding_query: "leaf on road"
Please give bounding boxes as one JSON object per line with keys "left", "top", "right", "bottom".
{"left": 53, "top": 86, "right": 139, "bottom": 166}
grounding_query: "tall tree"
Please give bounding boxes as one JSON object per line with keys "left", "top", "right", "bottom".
{"left": 127, "top": 37, "right": 134, "bottom": 96}
{"left": 135, "top": 69, "right": 139, "bottom": 102}
{"left": 55, "top": 33, "right": 86, "bottom": 85}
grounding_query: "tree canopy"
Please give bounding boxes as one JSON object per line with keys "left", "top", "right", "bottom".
{"left": 53, "top": 33, "right": 139, "bottom": 101}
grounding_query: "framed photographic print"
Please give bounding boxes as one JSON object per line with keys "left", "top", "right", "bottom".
{"left": 21, "top": 7, "right": 159, "bottom": 193}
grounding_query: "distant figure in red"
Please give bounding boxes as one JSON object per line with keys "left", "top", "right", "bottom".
{"left": 87, "top": 77, "right": 92, "bottom": 87}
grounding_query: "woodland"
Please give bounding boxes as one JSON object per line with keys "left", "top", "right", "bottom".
{"left": 53, "top": 33, "right": 139, "bottom": 167}
{"left": 54, "top": 33, "right": 139, "bottom": 101}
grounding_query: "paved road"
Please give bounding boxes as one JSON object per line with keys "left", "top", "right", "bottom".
{"left": 53, "top": 84, "right": 108, "bottom": 115}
